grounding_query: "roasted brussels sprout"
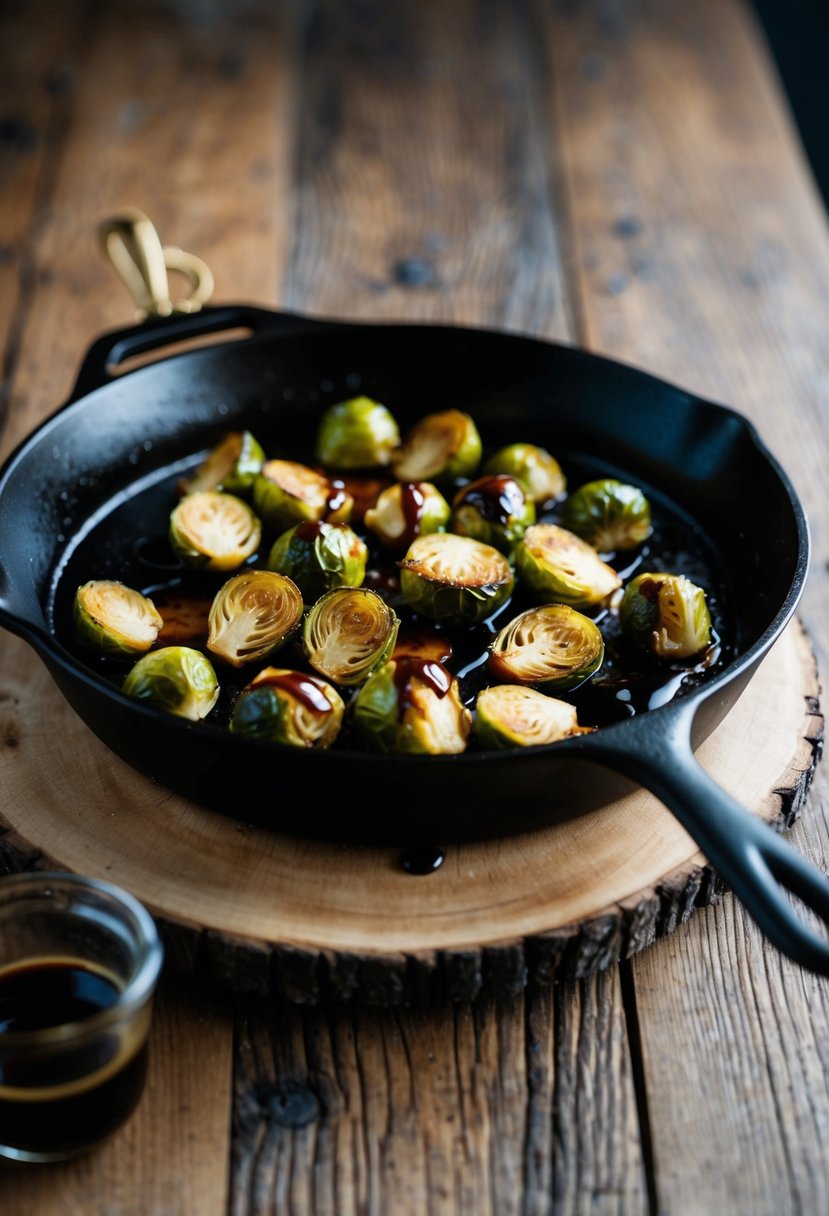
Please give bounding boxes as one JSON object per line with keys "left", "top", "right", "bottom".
{"left": 315, "top": 396, "right": 401, "bottom": 468}
{"left": 562, "top": 479, "right": 652, "bottom": 551}
{"left": 398, "top": 533, "right": 514, "bottom": 626}
{"left": 474, "top": 685, "right": 593, "bottom": 749}
{"left": 181, "top": 430, "right": 265, "bottom": 496}
{"left": 252, "top": 460, "right": 353, "bottom": 532}
{"left": 207, "top": 570, "right": 304, "bottom": 667}
{"left": 391, "top": 409, "right": 481, "bottom": 483}
{"left": 74, "top": 580, "right": 163, "bottom": 657}
{"left": 451, "top": 474, "right": 536, "bottom": 554}
{"left": 123, "top": 646, "right": 219, "bottom": 720}
{"left": 363, "top": 481, "right": 451, "bottom": 554}
{"left": 515, "top": 524, "right": 620, "bottom": 607}
{"left": 620, "top": 572, "right": 712, "bottom": 660}
{"left": 169, "top": 491, "right": 261, "bottom": 572}
{"left": 337, "top": 475, "right": 392, "bottom": 523}
{"left": 489, "top": 603, "right": 604, "bottom": 690}
{"left": 353, "top": 658, "right": 471, "bottom": 754}
{"left": 230, "top": 667, "right": 344, "bottom": 749}
{"left": 303, "top": 587, "right": 399, "bottom": 686}
{"left": 482, "top": 442, "right": 566, "bottom": 504}
{"left": 267, "top": 520, "right": 368, "bottom": 601}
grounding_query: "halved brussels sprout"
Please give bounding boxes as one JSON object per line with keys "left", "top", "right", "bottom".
{"left": 398, "top": 533, "right": 514, "bottom": 626}
{"left": 267, "top": 520, "right": 368, "bottom": 601}
{"left": 475, "top": 685, "right": 593, "bottom": 749}
{"left": 123, "top": 646, "right": 219, "bottom": 720}
{"left": 515, "top": 524, "right": 621, "bottom": 607}
{"left": 489, "top": 603, "right": 604, "bottom": 690}
{"left": 74, "top": 580, "right": 163, "bottom": 657}
{"left": 315, "top": 396, "right": 401, "bottom": 468}
{"left": 207, "top": 570, "right": 304, "bottom": 667}
{"left": 230, "top": 666, "right": 344, "bottom": 749}
{"left": 619, "top": 572, "right": 712, "bottom": 660}
{"left": 451, "top": 474, "right": 536, "bottom": 554}
{"left": 391, "top": 409, "right": 481, "bottom": 483}
{"left": 562, "top": 479, "right": 652, "bottom": 551}
{"left": 181, "top": 430, "right": 265, "bottom": 496}
{"left": 169, "top": 491, "right": 261, "bottom": 572}
{"left": 363, "top": 481, "right": 451, "bottom": 554}
{"left": 482, "top": 442, "right": 566, "bottom": 504}
{"left": 252, "top": 460, "right": 353, "bottom": 532}
{"left": 353, "top": 658, "right": 471, "bottom": 754}
{"left": 303, "top": 587, "right": 399, "bottom": 686}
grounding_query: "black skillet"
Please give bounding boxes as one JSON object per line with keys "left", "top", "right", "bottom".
{"left": 1, "top": 222, "right": 828, "bottom": 975}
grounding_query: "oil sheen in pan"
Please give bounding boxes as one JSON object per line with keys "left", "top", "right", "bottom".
{"left": 46, "top": 444, "right": 736, "bottom": 746}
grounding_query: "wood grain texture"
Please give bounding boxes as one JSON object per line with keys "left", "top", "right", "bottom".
{"left": 229, "top": 976, "right": 647, "bottom": 1215}
{"left": 0, "top": 623, "right": 819, "bottom": 1002}
{"left": 1, "top": 0, "right": 829, "bottom": 1212}
{"left": 0, "top": 976, "right": 233, "bottom": 1216}
{"left": 547, "top": 1, "right": 829, "bottom": 1212}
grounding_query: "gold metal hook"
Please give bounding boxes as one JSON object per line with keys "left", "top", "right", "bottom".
{"left": 99, "top": 208, "right": 214, "bottom": 318}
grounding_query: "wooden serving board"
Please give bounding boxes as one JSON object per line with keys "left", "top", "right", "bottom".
{"left": 0, "top": 621, "right": 821, "bottom": 1003}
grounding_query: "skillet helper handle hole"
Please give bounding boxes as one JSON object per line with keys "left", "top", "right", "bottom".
{"left": 587, "top": 710, "right": 829, "bottom": 976}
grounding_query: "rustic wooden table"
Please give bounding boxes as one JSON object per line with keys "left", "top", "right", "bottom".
{"left": 2, "top": 1, "right": 829, "bottom": 1212}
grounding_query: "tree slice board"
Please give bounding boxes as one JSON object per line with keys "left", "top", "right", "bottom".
{"left": 0, "top": 621, "right": 821, "bottom": 1003}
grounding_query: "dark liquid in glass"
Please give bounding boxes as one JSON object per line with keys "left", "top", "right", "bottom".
{"left": 0, "top": 959, "right": 148, "bottom": 1158}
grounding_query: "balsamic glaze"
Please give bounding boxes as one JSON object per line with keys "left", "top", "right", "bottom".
{"left": 0, "top": 959, "right": 148, "bottom": 1157}
{"left": 324, "top": 479, "right": 349, "bottom": 517}
{"left": 399, "top": 483, "right": 426, "bottom": 551}
{"left": 391, "top": 657, "right": 451, "bottom": 714}
{"left": 399, "top": 844, "right": 446, "bottom": 875}
{"left": 455, "top": 474, "right": 524, "bottom": 525}
{"left": 254, "top": 671, "right": 333, "bottom": 714}
{"left": 294, "top": 520, "right": 328, "bottom": 542}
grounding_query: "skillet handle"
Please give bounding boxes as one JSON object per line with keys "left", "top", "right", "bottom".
{"left": 587, "top": 707, "right": 829, "bottom": 975}
{"left": 69, "top": 305, "right": 322, "bottom": 401}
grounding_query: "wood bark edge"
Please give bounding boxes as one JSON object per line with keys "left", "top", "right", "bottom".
{"left": 1, "top": 619, "right": 822, "bottom": 1005}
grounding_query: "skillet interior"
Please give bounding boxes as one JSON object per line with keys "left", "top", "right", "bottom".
{"left": 0, "top": 318, "right": 805, "bottom": 842}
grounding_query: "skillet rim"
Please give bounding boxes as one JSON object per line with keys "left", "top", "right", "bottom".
{"left": 0, "top": 309, "right": 811, "bottom": 769}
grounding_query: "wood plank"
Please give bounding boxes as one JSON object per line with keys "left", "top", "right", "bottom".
{"left": 0, "top": 0, "right": 86, "bottom": 419}
{"left": 547, "top": 1, "right": 829, "bottom": 1211}
{"left": 229, "top": 979, "right": 646, "bottom": 1215}
{"left": 0, "top": 976, "right": 234, "bottom": 1216}
{"left": 283, "top": 0, "right": 571, "bottom": 340}
{"left": 1, "top": 0, "right": 298, "bottom": 462}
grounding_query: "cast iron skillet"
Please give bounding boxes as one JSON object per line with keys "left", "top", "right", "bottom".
{"left": 1, "top": 303, "right": 828, "bottom": 974}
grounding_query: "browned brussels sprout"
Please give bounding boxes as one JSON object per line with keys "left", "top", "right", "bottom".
{"left": 303, "top": 587, "right": 399, "bottom": 686}
{"left": 391, "top": 410, "right": 481, "bottom": 483}
{"left": 515, "top": 524, "right": 620, "bottom": 607}
{"left": 482, "top": 442, "right": 566, "bottom": 504}
{"left": 181, "top": 430, "right": 264, "bottom": 496}
{"left": 352, "top": 658, "right": 471, "bottom": 754}
{"left": 169, "top": 491, "right": 261, "bottom": 572}
{"left": 474, "top": 685, "right": 593, "bottom": 748}
{"left": 398, "top": 533, "right": 514, "bottom": 626}
{"left": 207, "top": 570, "right": 304, "bottom": 667}
{"left": 450, "top": 474, "right": 535, "bottom": 554}
{"left": 267, "top": 520, "right": 368, "bottom": 601}
{"left": 619, "top": 572, "right": 712, "bottom": 660}
{"left": 74, "top": 580, "right": 162, "bottom": 657}
{"left": 230, "top": 667, "right": 344, "bottom": 748}
{"left": 488, "top": 603, "right": 604, "bottom": 690}
{"left": 252, "top": 460, "right": 353, "bottom": 532}
{"left": 364, "top": 481, "right": 451, "bottom": 554}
